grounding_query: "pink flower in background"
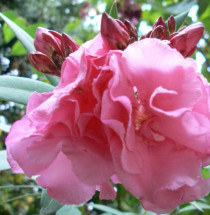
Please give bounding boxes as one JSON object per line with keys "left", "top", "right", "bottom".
{"left": 101, "top": 39, "right": 210, "bottom": 213}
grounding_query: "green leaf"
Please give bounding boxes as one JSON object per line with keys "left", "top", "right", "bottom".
{"left": 179, "top": 202, "right": 210, "bottom": 213}
{"left": 197, "top": 0, "right": 209, "bottom": 16}
{"left": 0, "top": 150, "right": 11, "bottom": 171}
{"left": 0, "top": 76, "right": 54, "bottom": 105}
{"left": 148, "top": 0, "right": 169, "bottom": 14}
{"left": 202, "top": 166, "right": 210, "bottom": 179}
{"left": 40, "top": 189, "right": 63, "bottom": 215}
{"left": 0, "top": 12, "right": 35, "bottom": 53}
{"left": 10, "top": 41, "right": 27, "bottom": 55}
{"left": 56, "top": 205, "right": 81, "bottom": 215}
{"left": 0, "top": 13, "right": 60, "bottom": 86}
{"left": 90, "top": 203, "right": 137, "bottom": 215}
{"left": 166, "top": 0, "right": 197, "bottom": 15}
{"left": 174, "top": 10, "right": 190, "bottom": 31}
{"left": 190, "top": 202, "right": 203, "bottom": 212}
{"left": 109, "top": 0, "right": 119, "bottom": 19}
{"left": 0, "top": 122, "right": 11, "bottom": 133}
{"left": 45, "top": 75, "right": 60, "bottom": 86}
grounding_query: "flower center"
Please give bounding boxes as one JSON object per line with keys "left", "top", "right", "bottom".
{"left": 134, "top": 104, "right": 150, "bottom": 130}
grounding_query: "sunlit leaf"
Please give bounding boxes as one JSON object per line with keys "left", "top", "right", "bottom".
{"left": 174, "top": 10, "right": 189, "bottom": 31}
{"left": 166, "top": 0, "right": 197, "bottom": 15}
{"left": 197, "top": 0, "right": 209, "bottom": 16}
{"left": 0, "top": 76, "right": 54, "bottom": 104}
{"left": 109, "top": 0, "right": 118, "bottom": 19}
{"left": 202, "top": 166, "right": 210, "bottom": 179}
{"left": 0, "top": 12, "right": 35, "bottom": 52}
{"left": 0, "top": 150, "right": 11, "bottom": 171}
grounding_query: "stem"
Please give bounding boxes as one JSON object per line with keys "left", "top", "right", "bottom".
{"left": 1, "top": 193, "right": 40, "bottom": 203}
{"left": 0, "top": 185, "right": 40, "bottom": 189}
{"left": 143, "top": 210, "right": 147, "bottom": 215}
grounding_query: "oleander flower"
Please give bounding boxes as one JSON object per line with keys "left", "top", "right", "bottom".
{"left": 101, "top": 38, "right": 210, "bottom": 213}
{"left": 5, "top": 12, "right": 210, "bottom": 214}
{"left": 6, "top": 34, "right": 118, "bottom": 204}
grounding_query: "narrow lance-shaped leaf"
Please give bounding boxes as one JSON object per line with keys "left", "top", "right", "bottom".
{"left": 0, "top": 76, "right": 54, "bottom": 105}
{"left": 88, "top": 203, "right": 136, "bottom": 215}
{"left": 0, "top": 150, "right": 11, "bottom": 171}
{"left": 109, "top": 0, "right": 119, "bottom": 19}
{"left": 166, "top": 0, "right": 197, "bottom": 15}
{"left": 0, "top": 13, "right": 35, "bottom": 52}
{"left": 0, "top": 13, "right": 60, "bottom": 86}
{"left": 174, "top": 10, "right": 189, "bottom": 31}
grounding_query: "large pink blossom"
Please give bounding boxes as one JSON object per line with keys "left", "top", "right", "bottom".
{"left": 6, "top": 34, "right": 117, "bottom": 204}
{"left": 6, "top": 29, "right": 210, "bottom": 213}
{"left": 101, "top": 38, "right": 210, "bottom": 213}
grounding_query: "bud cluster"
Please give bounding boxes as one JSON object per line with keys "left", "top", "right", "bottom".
{"left": 140, "top": 15, "right": 204, "bottom": 57}
{"left": 29, "top": 28, "right": 79, "bottom": 76}
{"left": 29, "top": 13, "right": 204, "bottom": 77}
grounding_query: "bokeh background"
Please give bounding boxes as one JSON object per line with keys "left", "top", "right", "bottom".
{"left": 0, "top": 0, "right": 210, "bottom": 214}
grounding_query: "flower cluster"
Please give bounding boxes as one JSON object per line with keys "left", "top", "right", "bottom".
{"left": 6, "top": 13, "right": 210, "bottom": 213}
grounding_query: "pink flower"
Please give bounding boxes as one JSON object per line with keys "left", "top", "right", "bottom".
{"left": 6, "top": 34, "right": 117, "bottom": 204}
{"left": 101, "top": 38, "right": 210, "bottom": 213}
{"left": 5, "top": 20, "right": 210, "bottom": 213}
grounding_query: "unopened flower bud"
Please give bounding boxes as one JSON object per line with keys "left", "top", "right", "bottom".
{"left": 29, "top": 52, "right": 60, "bottom": 76}
{"left": 152, "top": 16, "right": 167, "bottom": 39}
{"left": 101, "top": 12, "right": 137, "bottom": 50}
{"left": 170, "top": 23, "right": 204, "bottom": 57}
{"left": 151, "top": 25, "right": 165, "bottom": 39}
{"left": 61, "top": 33, "right": 79, "bottom": 57}
{"left": 30, "top": 28, "right": 79, "bottom": 76}
{"left": 167, "top": 15, "right": 176, "bottom": 34}
{"left": 124, "top": 19, "right": 138, "bottom": 44}
{"left": 34, "top": 27, "right": 63, "bottom": 58}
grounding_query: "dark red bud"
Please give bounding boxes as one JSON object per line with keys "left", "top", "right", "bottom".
{"left": 153, "top": 16, "right": 167, "bottom": 39}
{"left": 170, "top": 23, "right": 204, "bottom": 57}
{"left": 151, "top": 25, "right": 164, "bottom": 39}
{"left": 167, "top": 15, "right": 176, "bottom": 34}
{"left": 124, "top": 19, "right": 138, "bottom": 44}
{"left": 29, "top": 52, "right": 60, "bottom": 76}
{"left": 101, "top": 12, "right": 130, "bottom": 50}
{"left": 145, "top": 30, "right": 152, "bottom": 38}
{"left": 61, "top": 33, "right": 80, "bottom": 57}
{"left": 168, "top": 32, "right": 178, "bottom": 40}
{"left": 42, "top": 32, "right": 63, "bottom": 56}
{"left": 139, "top": 35, "right": 146, "bottom": 40}
{"left": 34, "top": 28, "right": 63, "bottom": 58}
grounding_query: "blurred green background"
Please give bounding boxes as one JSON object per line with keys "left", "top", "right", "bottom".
{"left": 0, "top": 0, "right": 210, "bottom": 214}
